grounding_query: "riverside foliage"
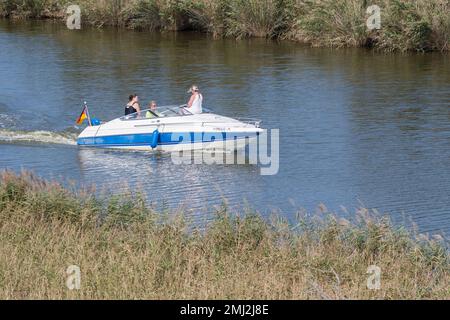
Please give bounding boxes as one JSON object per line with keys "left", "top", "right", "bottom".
{"left": 0, "top": 171, "right": 448, "bottom": 299}
{"left": 0, "top": 0, "right": 449, "bottom": 52}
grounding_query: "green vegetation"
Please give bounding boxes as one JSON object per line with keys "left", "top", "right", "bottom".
{"left": 0, "top": 171, "right": 448, "bottom": 299}
{"left": 0, "top": 0, "right": 448, "bottom": 51}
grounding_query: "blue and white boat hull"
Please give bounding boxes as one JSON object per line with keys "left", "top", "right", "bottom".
{"left": 77, "top": 108, "right": 263, "bottom": 152}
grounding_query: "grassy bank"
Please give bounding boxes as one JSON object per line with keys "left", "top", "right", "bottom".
{"left": 0, "top": 0, "right": 448, "bottom": 52}
{"left": 0, "top": 170, "right": 449, "bottom": 299}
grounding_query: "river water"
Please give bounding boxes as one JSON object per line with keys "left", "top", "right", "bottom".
{"left": 1, "top": 20, "right": 449, "bottom": 235}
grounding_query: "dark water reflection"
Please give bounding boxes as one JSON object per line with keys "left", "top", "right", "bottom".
{"left": 0, "top": 20, "right": 449, "bottom": 235}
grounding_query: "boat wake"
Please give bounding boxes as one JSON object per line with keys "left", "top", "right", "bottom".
{"left": 0, "top": 113, "right": 17, "bottom": 129}
{"left": 0, "top": 128, "right": 78, "bottom": 146}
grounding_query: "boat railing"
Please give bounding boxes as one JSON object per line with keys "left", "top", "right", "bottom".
{"left": 236, "top": 117, "right": 262, "bottom": 128}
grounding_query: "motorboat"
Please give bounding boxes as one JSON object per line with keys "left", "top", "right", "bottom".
{"left": 77, "top": 105, "right": 263, "bottom": 152}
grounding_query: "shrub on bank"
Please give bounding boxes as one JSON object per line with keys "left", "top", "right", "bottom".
{"left": 285, "top": 0, "right": 368, "bottom": 48}
{"left": 285, "top": 0, "right": 449, "bottom": 52}
{"left": 0, "top": 170, "right": 448, "bottom": 299}
{"left": 0, "top": 1, "right": 449, "bottom": 48}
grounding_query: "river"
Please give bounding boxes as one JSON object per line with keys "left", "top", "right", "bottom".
{"left": 1, "top": 20, "right": 449, "bottom": 235}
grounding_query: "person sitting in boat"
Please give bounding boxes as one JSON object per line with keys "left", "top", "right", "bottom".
{"left": 183, "top": 85, "right": 203, "bottom": 115}
{"left": 125, "top": 94, "right": 141, "bottom": 116}
{"left": 146, "top": 101, "right": 160, "bottom": 118}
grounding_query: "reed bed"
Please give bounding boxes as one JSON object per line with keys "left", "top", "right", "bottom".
{"left": 0, "top": 0, "right": 448, "bottom": 51}
{"left": 0, "top": 170, "right": 448, "bottom": 299}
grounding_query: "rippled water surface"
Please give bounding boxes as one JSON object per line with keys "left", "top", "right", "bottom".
{"left": 1, "top": 20, "right": 449, "bottom": 234}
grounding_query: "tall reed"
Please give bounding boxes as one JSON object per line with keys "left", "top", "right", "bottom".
{"left": 0, "top": 0, "right": 448, "bottom": 51}
{"left": 0, "top": 171, "right": 448, "bottom": 299}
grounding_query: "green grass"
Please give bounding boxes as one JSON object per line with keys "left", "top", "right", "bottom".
{"left": 0, "top": 170, "right": 448, "bottom": 299}
{"left": 0, "top": 0, "right": 448, "bottom": 51}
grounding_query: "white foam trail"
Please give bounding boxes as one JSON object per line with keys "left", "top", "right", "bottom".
{"left": 0, "top": 113, "right": 16, "bottom": 128}
{"left": 0, "top": 129, "right": 77, "bottom": 145}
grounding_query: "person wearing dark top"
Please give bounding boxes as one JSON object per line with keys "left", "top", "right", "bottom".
{"left": 125, "top": 94, "right": 141, "bottom": 116}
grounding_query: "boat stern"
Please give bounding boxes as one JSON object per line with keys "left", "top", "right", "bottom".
{"left": 77, "top": 125, "right": 100, "bottom": 146}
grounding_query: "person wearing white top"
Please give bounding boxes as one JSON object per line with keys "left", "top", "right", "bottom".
{"left": 185, "top": 85, "right": 203, "bottom": 114}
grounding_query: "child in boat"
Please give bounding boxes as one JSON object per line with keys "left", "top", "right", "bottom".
{"left": 146, "top": 101, "right": 160, "bottom": 118}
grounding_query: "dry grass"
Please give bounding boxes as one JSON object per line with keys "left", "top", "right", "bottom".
{"left": 0, "top": 171, "right": 449, "bottom": 299}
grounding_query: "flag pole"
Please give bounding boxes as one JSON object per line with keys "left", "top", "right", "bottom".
{"left": 84, "top": 101, "right": 92, "bottom": 126}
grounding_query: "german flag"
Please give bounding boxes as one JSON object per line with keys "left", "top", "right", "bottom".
{"left": 76, "top": 105, "right": 89, "bottom": 125}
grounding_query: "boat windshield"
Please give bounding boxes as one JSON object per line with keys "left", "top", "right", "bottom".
{"left": 120, "top": 105, "right": 193, "bottom": 121}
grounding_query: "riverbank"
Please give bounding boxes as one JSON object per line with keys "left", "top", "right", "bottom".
{"left": 0, "top": 0, "right": 448, "bottom": 52}
{"left": 0, "top": 171, "right": 448, "bottom": 299}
